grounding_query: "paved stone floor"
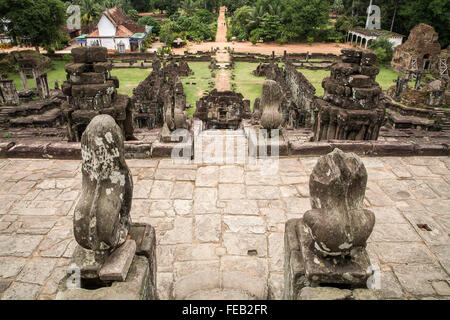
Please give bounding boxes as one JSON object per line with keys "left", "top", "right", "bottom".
{"left": 0, "top": 156, "right": 449, "bottom": 300}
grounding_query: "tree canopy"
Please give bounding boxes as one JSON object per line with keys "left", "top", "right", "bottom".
{"left": 0, "top": 0, "right": 66, "bottom": 51}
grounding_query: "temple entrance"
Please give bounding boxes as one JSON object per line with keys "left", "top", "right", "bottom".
{"left": 423, "top": 54, "right": 431, "bottom": 71}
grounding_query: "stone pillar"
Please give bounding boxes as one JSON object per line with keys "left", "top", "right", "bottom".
{"left": 284, "top": 149, "right": 376, "bottom": 300}
{"left": 0, "top": 79, "right": 20, "bottom": 105}
{"left": 414, "top": 72, "right": 423, "bottom": 89}
{"left": 36, "top": 72, "right": 50, "bottom": 99}
{"left": 19, "top": 70, "right": 29, "bottom": 90}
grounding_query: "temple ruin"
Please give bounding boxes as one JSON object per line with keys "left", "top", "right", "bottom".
{"left": 253, "top": 61, "right": 317, "bottom": 129}
{"left": 194, "top": 90, "right": 251, "bottom": 130}
{"left": 391, "top": 23, "right": 448, "bottom": 77}
{"left": 132, "top": 56, "right": 192, "bottom": 132}
{"left": 313, "top": 49, "right": 386, "bottom": 141}
{"left": 62, "top": 47, "right": 134, "bottom": 142}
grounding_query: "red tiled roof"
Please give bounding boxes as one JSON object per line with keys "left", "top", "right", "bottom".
{"left": 86, "top": 7, "right": 146, "bottom": 38}
{"left": 104, "top": 7, "right": 130, "bottom": 27}
{"left": 88, "top": 29, "right": 99, "bottom": 37}
{"left": 116, "top": 25, "right": 133, "bottom": 37}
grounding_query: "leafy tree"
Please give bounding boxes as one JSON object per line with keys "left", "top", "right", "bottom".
{"left": 127, "top": 9, "right": 140, "bottom": 21}
{"left": 0, "top": 0, "right": 66, "bottom": 52}
{"left": 180, "top": 0, "right": 199, "bottom": 14}
{"left": 137, "top": 16, "right": 161, "bottom": 34}
{"left": 230, "top": 5, "right": 253, "bottom": 40}
{"left": 259, "top": 14, "right": 282, "bottom": 41}
{"left": 282, "top": 0, "right": 330, "bottom": 40}
{"left": 195, "top": 9, "right": 215, "bottom": 24}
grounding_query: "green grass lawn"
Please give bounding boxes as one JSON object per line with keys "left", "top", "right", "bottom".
{"left": 111, "top": 68, "right": 152, "bottom": 96}
{"left": 298, "top": 65, "right": 404, "bottom": 95}
{"left": 181, "top": 62, "right": 212, "bottom": 116}
{"left": 8, "top": 60, "right": 67, "bottom": 90}
{"left": 295, "top": 69, "right": 330, "bottom": 96}
{"left": 232, "top": 62, "right": 265, "bottom": 110}
{"left": 7, "top": 60, "right": 152, "bottom": 97}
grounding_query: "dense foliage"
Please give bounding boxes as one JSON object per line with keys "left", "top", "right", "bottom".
{"left": 368, "top": 36, "right": 394, "bottom": 65}
{"left": 0, "top": 0, "right": 66, "bottom": 52}
{"left": 137, "top": 16, "right": 161, "bottom": 35}
{"left": 228, "top": 0, "right": 331, "bottom": 43}
{"left": 160, "top": 8, "right": 217, "bottom": 46}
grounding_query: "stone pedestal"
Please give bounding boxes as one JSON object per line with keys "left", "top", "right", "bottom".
{"left": 283, "top": 149, "right": 376, "bottom": 300}
{"left": 246, "top": 126, "right": 288, "bottom": 157}
{"left": 57, "top": 222, "right": 157, "bottom": 300}
{"left": 283, "top": 219, "right": 372, "bottom": 300}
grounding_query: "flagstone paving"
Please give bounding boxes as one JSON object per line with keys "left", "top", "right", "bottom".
{"left": 0, "top": 156, "right": 449, "bottom": 300}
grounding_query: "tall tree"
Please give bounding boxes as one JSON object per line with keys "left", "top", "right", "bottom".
{"left": 283, "top": 0, "right": 330, "bottom": 39}
{"left": 0, "top": 0, "right": 66, "bottom": 52}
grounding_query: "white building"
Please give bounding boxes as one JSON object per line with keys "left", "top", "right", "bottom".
{"left": 84, "top": 7, "right": 147, "bottom": 53}
{"left": 347, "top": 29, "right": 404, "bottom": 49}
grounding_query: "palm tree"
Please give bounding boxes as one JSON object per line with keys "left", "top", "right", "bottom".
{"left": 268, "top": 3, "right": 282, "bottom": 16}
{"left": 78, "top": 0, "right": 102, "bottom": 26}
{"left": 245, "top": 5, "right": 265, "bottom": 31}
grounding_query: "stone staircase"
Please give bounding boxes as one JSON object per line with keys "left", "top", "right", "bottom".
{"left": 0, "top": 106, "right": 15, "bottom": 125}
{"left": 435, "top": 110, "right": 450, "bottom": 130}
{"left": 0, "top": 93, "right": 65, "bottom": 128}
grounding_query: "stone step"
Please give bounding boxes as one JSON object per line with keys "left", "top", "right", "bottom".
{"left": 9, "top": 108, "right": 62, "bottom": 127}
{"left": 184, "top": 289, "right": 256, "bottom": 300}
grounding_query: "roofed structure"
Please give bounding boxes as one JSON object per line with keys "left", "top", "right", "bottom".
{"left": 84, "top": 7, "right": 148, "bottom": 52}
{"left": 347, "top": 28, "right": 404, "bottom": 49}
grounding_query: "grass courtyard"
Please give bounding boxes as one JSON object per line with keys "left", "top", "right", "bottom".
{"left": 181, "top": 62, "right": 212, "bottom": 116}
{"left": 6, "top": 59, "right": 405, "bottom": 114}
{"left": 7, "top": 60, "right": 152, "bottom": 97}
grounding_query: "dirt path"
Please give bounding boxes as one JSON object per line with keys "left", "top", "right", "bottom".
{"left": 173, "top": 41, "right": 353, "bottom": 56}
{"left": 215, "top": 6, "right": 228, "bottom": 43}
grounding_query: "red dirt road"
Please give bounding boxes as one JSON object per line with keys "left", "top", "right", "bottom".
{"left": 215, "top": 6, "right": 227, "bottom": 43}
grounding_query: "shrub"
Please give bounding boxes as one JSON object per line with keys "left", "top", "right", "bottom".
{"left": 62, "top": 54, "right": 72, "bottom": 62}
{"left": 137, "top": 16, "right": 161, "bottom": 35}
{"left": 369, "top": 36, "right": 394, "bottom": 65}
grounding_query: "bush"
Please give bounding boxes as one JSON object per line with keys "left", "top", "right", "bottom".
{"left": 137, "top": 16, "right": 161, "bottom": 35}
{"left": 373, "top": 48, "right": 387, "bottom": 64}
{"left": 369, "top": 36, "right": 394, "bottom": 65}
{"left": 62, "top": 54, "right": 72, "bottom": 62}
{"left": 127, "top": 9, "right": 140, "bottom": 22}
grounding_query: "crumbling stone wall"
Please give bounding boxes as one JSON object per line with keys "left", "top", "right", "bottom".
{"left": 388, "top": 78, "right": 448, "bottom": 109}
{"left": 132, "top": 57, "right": 190, "bottom": 130}
{"left": 313, "top": 49, "right": 386, "bottom": 141}
{"left": 254, "top": 61, "right": 317, "bottom": 128}
{"left": 194, "top": 89, "right": 251, "bottom": 130}
{"left": 62, "top": 47, "right": 134, "bottom": 142}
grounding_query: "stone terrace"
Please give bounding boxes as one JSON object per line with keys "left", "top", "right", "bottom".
{"left": 0, "top": 156, "right": 449, "bottom": 300}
